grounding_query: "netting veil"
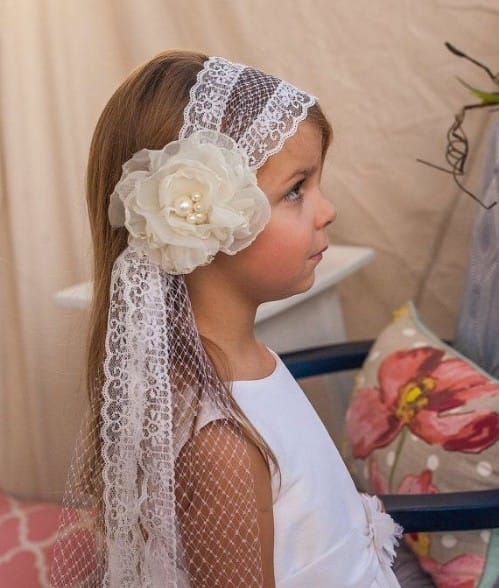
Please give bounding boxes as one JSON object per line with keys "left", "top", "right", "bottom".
{"left": 50, "top": 57, "right": 316, "bottom": 587}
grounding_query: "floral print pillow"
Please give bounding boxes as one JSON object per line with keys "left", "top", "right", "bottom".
{"left": 344, "top": 303, "right": 499, "bottom": 588}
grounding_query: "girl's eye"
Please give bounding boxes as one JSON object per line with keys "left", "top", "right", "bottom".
{"left": 285, "top": 180, "right": 304, "bottom": 202}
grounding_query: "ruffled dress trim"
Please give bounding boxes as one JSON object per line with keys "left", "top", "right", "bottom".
{"left": 360, "top": 493, "right": 403, "bottom": 568}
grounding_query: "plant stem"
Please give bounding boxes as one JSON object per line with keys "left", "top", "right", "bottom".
{"left": 388, "top": 427, "right": 408, "bottom": 491}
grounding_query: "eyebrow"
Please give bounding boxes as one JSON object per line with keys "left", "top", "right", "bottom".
{"left": 284, "top": 165, "right": 319, "bottom": 185}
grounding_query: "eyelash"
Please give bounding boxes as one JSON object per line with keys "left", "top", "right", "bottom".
{"left": 285, "top": 180, "right": 305, "bottom": 202}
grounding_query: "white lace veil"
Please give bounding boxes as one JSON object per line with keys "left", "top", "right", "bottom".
{"left": 50, "top": 56, "right": 316, "bottom": 587}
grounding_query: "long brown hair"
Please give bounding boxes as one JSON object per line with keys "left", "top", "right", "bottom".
{"left": 85, "top": 49, "right": 332, "bottom": 494}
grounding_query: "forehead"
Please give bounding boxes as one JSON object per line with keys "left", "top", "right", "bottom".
{"left": 258, "top": 121, "right": 323, "bottom": 179}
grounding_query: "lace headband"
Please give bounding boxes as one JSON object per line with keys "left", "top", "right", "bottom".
{"left": 180, "top": 56, "right": 316, "bottom": 169}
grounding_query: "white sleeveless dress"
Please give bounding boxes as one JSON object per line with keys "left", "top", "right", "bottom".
{"left": 230, "top": 351, "right": 402, "bottom": 588}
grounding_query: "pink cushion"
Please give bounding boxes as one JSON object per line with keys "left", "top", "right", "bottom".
{"left": 0, "top": 491, "right": 62, "bottom": 586}
{"left": 0, "top": 490, "right": 97, "bottom": 587}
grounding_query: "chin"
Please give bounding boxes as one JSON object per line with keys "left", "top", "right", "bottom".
{"left": 286, "top": 272, "right": 316, "bottom": 298}
{"left": 295, "top": 278, "right": 315, "bottom": 295}
{"left": 260, "top": 271, "right": 316, "bottom": 303}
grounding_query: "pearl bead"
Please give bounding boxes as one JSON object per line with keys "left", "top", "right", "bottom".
{"left": 173, "top": 191, "right": 208, "bottom": 223}
{"left": 173, "top": 196, "right": 193, "bottom": 217}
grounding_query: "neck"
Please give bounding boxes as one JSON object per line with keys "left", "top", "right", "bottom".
{"left": 185, "top": 266, "right": 275, "bottom": 380}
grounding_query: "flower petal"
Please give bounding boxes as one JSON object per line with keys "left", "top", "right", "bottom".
{"left": 397, "top": 470, "right": 439, "bottom": 494}
{"left": 428, "top": 359, "right": 499, "bottom": 410}
{"left": 346, "top": 388, "right": 402, "bottom": 458}
{"left": 359, "top": 494, "right": 402, "bottom": 567}
{"left": 133, "top": 176, "right": 162, "bottom": 211}
{"left": 379, "top": 347, "right": 445, "bottom": 406}
{"left": 419, "top": 553, "right": 485, "bottom": 588}
{"left": 411, "top": 409, "right": 499, "bottom": 452}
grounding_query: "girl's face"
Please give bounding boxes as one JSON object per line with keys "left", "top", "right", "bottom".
{"left": 215, "top": 120, "right": 337, "bottom": 304}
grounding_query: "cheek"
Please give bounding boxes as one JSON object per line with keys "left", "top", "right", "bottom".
{"left": 253, "top": 222, "right": 293, "bottom": 256}
{"left": 241, "top": 209, "right": 312, "bottom": 270}
{"left": 247, "top": 230, "right": 304, "bottom": 277}
{"left": 231, "top": 223, "right": 315, "bottom": 301}
{"left": 243, "top": 233, "right": 282, "bottom": 272}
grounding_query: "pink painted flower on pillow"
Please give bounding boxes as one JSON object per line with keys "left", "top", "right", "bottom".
{"left": 419, "top": 554, "right": 485, "bottom": 588}
{"left": 347, "top": 347, "right": 499, "bottom": 458}
{"left": 368, "top": 459, "right": 439, "bottom": 496}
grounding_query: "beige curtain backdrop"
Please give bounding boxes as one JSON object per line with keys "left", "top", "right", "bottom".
{"left": 1, "top": 0, "right": 498, "bottom": 500}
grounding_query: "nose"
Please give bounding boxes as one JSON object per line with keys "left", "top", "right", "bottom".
{"left": 316, "top": 190, "right": 337, "bottom": 228}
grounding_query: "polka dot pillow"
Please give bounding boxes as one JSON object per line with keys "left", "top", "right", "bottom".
{"left": 343, "top": 303, "right": 499, "bottom": 588}
{"left": 0, "top": 490, "right": 97, "bottom": 587}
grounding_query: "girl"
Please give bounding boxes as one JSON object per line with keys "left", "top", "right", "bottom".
{"left": 51, "top": 50, "right": 402, "bottom": 587}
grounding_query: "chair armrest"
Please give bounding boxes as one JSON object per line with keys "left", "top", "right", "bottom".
{"left": 281, "top": 340, "right": 373, "bottom": 378}
{"left": 382, "top": 489, "right": 499, "bottom": 532}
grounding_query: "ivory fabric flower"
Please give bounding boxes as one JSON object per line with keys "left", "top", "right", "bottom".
{"left": 108, "top": 130, "right": 271, "bottom": 274}
{"left": 346, "top": 347, "right": 499, "bottom": 458}
{"left": 359, "top": 494, "right": 402, "bottom": 568}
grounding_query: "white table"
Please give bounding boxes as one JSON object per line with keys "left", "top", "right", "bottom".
{"left": 55, "top": 245, "right": 374, "bottom": 352}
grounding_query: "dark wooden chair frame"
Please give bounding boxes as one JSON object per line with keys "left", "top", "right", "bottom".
{"left": 281, "top": 340, "right": 499, "bottom": 534}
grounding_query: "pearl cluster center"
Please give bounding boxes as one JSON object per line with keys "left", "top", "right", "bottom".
{"left": 172, "top": 192, "right": 208, "bottom": 224}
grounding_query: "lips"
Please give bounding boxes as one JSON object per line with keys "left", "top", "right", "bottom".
{"left": 309, "top": 244, "right": 328, "bottom": 259}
